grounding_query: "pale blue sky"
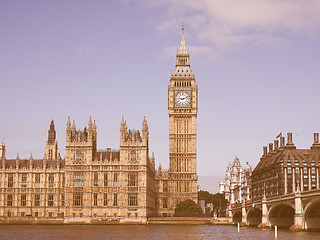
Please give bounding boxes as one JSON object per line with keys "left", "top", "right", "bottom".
{"left": 1, "top": 0, "right": 320, "bottom": 193}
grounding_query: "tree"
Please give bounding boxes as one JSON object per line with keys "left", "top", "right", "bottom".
{"left": 174, "top": 199, "right": 203, "bottom": 217}
{"left": 198, "top": 190, "right": 228, "bottom": 213}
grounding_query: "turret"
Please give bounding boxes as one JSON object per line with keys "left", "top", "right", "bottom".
{"left": 1, "top": 139, "right": 5, "bottom": 168}
{"left": 142, "top": 116, "right": 149, "bottom": 145}
{"left": 66, "top": 116, "right": 71, "bottom": 142}
{"left": 120, "top": 116, "right": 127, "bottom": 143}
{"left": 88, "top": 116, "right": 93, "bottom": 140}
{"left": 45, "top": 120, "right": 58, "bottom": 160}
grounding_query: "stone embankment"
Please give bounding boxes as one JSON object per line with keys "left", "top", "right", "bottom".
{"left": 147, "top": 217, "right": 231, "bottom": 225}
{"left": 0, "top": 217, "right": 232, "bottom": 225}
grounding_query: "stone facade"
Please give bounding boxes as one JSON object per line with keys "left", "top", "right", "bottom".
{"left": 0, "top": 117, "right": 156, "bottom": 223}
{"left": 251, "top": 133, "right": 320, "bottom": 201}
{"left": 0, "top": 24, "right": 198, "bottom": 222}
{"left": 219, "top": 157, "right": 252, "bottom": 204}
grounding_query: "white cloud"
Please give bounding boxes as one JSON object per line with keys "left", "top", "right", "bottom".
{"left": 75, "top": 47, "right": 84, "bottom": 53}
{"left": 138, "top": 0, "right": 320, "bottom": 49}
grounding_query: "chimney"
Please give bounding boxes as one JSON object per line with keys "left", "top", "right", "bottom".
{"left": 287, "top": 133, "right": 293, "bottom": 145}
{"left": 274, "top": 140, "right": 279, "bottom": 150}
{"left": 314, "top": 133, "right": 319, "bottom": 144}
{"left": 280, "top": 136, "right": 285, "bottom": 148}
{"left": 263, "top": 146, "right": 268, "bottom": 155}
{"left": 285, "top": 132, "right": 296, "bottom": 149}
{"left": 311, "top": 133, "right": 320, "bottom": 149}
{"left": 269, "top": 143, "right": 273, "bottom": 153}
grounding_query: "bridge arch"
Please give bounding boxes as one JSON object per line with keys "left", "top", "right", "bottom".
{"left": 232, "top": 210, "right": 242, "bottom": 224}
{"left": 304, "top": 198, "right": 320, "bottom": 231}
{"left": 247, "top": 207, "right": 262, "bottom": 226}
{"left": 268, "top": 203, "right": 294, "bottom": 228}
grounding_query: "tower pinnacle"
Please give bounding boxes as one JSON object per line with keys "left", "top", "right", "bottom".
{"left": 176, "top": 21, "right": 190, "bottom": 67}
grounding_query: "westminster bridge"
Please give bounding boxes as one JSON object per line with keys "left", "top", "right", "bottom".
{"left": 230, "top": 188, "right": 320, "bottom": 231}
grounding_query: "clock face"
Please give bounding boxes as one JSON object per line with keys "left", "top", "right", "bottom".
{"left": 175, "top": 91, "right": 191, "bottom": 107}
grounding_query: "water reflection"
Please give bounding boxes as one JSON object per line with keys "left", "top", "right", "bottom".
{"left": 0, "top": 225, "right": 319, "bottom": 240}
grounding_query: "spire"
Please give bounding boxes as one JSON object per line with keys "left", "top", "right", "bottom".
{"left": 177, "top": 20, "right": 189, "bottom": 57}
{"left": 67, "top": 116, "right": 71, "bottom": 129}
{"left": 72, "top": 120, "right": 76, "bottom": 131}
{"left": 121, "top": 116, "right": 127, "bottom": 129}
{"left": 88, "top": 115, "right": 93, "bottom": 130}
{"left": 142, "top": 116, "right": 148, "bottom": 130}
{"left": 176, "top": 20, "right": 190, "bottom": 67}
{"left": 93, "top": 120, "right": 97, "bottom": 131}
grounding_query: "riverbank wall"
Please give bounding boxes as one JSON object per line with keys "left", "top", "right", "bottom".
{"left": 0, "top": 217, "right": 232, "bottom": 225}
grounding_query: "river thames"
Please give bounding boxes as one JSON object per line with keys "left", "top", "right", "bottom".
{"left": 0, "top": 225, "right": 319, "bottom": 240}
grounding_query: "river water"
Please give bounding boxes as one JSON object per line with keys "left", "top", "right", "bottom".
{"left": 0, "top": 225, "right": 319, "bottom": 240}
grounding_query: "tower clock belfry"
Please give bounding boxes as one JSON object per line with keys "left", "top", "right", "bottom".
{"left": 168, "top": 22, "right": 198, "bottom": 208}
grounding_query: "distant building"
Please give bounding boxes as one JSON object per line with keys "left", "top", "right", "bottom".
{"left": 251, "top": 133, "right": 320, "bottom": 201}
{"left": 219, "top": 157, "right": 252, "bottom": 204}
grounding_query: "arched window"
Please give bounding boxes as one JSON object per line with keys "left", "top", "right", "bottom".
{"left": 131, "top": 151, "right": 136, "bottom": 162}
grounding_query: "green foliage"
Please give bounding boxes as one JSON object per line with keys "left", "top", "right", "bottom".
{"left": 174, "top": 199, "right": 203, "bottom": 217}
{"left": 198, "top": 190, "right": 228, "bottom": 212}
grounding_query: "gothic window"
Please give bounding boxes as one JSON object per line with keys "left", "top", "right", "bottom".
{"left": 7, "top": 195, "right": 12, "bottom": 206}
{"left": 94, "top": 173, "right": 98, "bottom": 187}
{"left": 21, "top": 174, "right": 27, "bottom": 188}
{"left": 73, "top": 193, "right": 83, "bottom": 206}
{"left": 104, "top": 173, "right": 108, "bottom": 187}
{"left": 162, "top": 198, "right": 168, "bottom": 208}
{"left": 48, "top": 149, "right": 53, "bottom": 159}
{"left": 128, "top": 193, "right": 138, "bottom": 206}
{"left": 131, "top": 151, "right": 136, "bottom": 162}
{"left": 93, "top": 193, "right": 98, "bottom": 206}
{"left": 48, "top": 194, "right": 54, "bottom": 207}
{"left": 8, "top": 174, "right": 13, "bottom": 188}
{"left": 113, "top": 173, "right": 118, "bottom": 187}
{"left": 113, "top": 193, "right": 118, "bottom": 206}
{"left": 74, "top": 172, "right": 83, "bottom": 187}
{"left": 62, "top": 175, "right": 65, "bottom": 187}
{"left": 61, "top": 194, "right": 65, "bottom": 207}
{"left": 35, "top": 174, "right": 40, "bottom": 188}
{"left": 76, "top": 151, "right": 82, "bottom": 164}
{"left": 103, "top": 193, "right": 108, "bottom": 206}
{"left": 128, "top": 173, "right": 138, "bottom": 187}
{"left": 48, "top": 174, "right": 54, "bottom": 188}
{"left": 34, "top": 195, "right": 40, "bottom": 206}
{"left": 163, "top": 181, "right": 168, "bottom": 193}
{"left": 21, "top": 194, "right": 26, "bottom": 206}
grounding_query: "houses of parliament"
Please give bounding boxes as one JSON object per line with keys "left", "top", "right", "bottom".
{"left": 0, "top": 25, "right": 198, "bottom": 223}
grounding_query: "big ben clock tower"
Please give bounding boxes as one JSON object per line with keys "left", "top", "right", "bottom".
{"left": 168, "top": 22, "right": 198, "bottom": 209}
